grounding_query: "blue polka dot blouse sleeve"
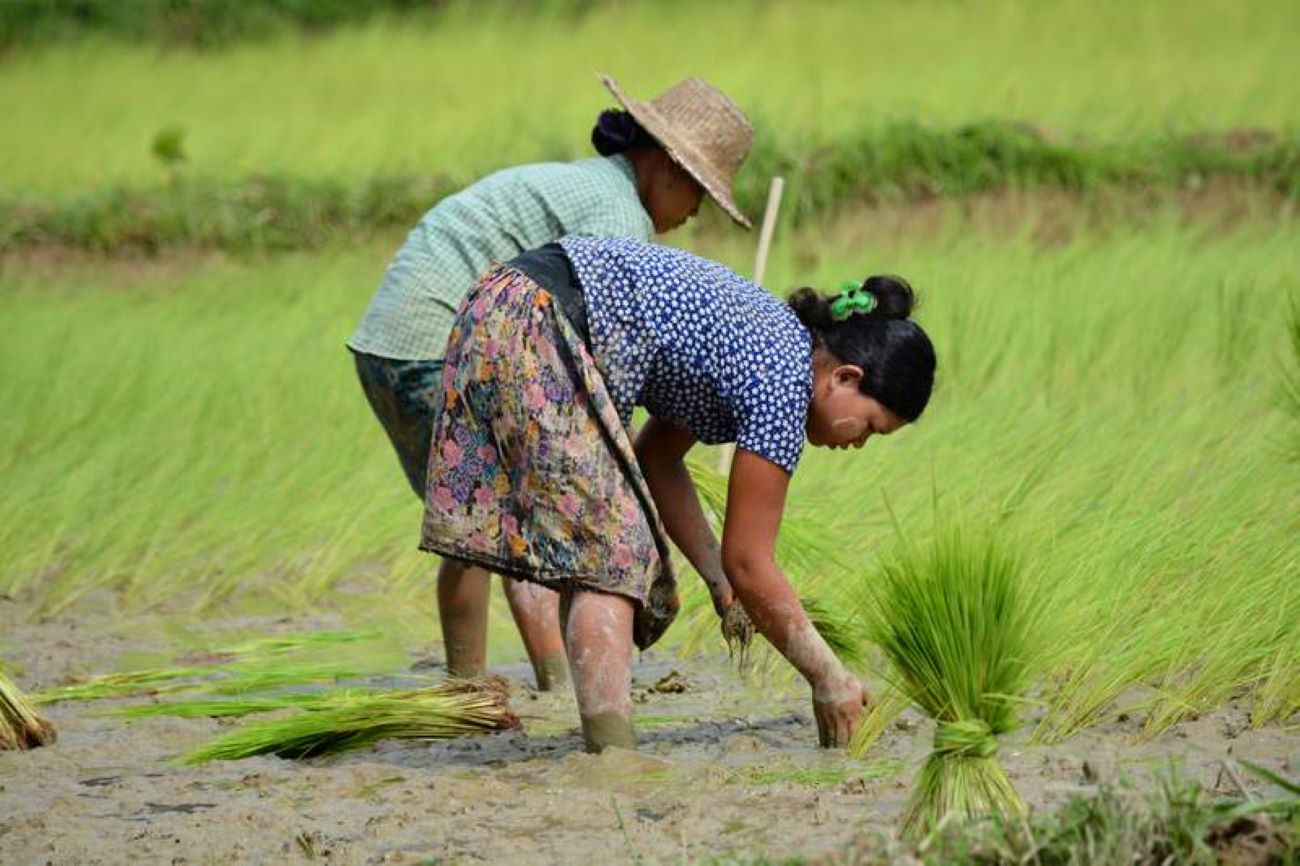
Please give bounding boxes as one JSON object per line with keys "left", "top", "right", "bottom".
{"left": 731, "top": 340, "right": 814, "bottom": 474}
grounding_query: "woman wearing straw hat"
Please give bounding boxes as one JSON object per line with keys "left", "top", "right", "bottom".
{"left": 349, "top": 75, "right": 755, "bottom": 692}
{"left": 420, "top": 235, "right": 937, "bottom": 752}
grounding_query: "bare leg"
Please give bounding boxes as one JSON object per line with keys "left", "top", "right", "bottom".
{"left": 563, "top": 590, "right": 635, "bottom": 752}
{"left": 437, "top": 557, "right": 491, "bottom": 678}
{"left": 502, "top": 578, "right": 569, "bottom": 690}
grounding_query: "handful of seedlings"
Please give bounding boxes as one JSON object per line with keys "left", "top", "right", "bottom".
{"left": 183, "top": 678, "right": 518, "bottom": 763}
{"left": 865, "top": 529, "right": 1035, "bottom": 837}
{"left": 1, "top": 670, "right": 57, "bottom": 750}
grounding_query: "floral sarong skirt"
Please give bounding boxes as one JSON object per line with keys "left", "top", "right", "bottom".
{"left": 419, "top": 266, "right": 678, "bottom": 649}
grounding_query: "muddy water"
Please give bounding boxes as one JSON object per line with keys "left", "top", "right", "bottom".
{"left": 1, "top": 606, "right": 1295, "bottom": 865}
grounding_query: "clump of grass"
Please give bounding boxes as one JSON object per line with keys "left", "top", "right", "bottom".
{"left": 182, "top": 680, "right": 518, "bottom": 763}
{"left": 864, "top": 528, "right": 1035, "bottom": 837}
{"left": 0, "top": 670, "right": 56, "bottom": 749}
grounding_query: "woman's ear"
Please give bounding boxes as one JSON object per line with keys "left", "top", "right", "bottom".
{"left": 833, "top": 364, "right": 864, "bottom": 389}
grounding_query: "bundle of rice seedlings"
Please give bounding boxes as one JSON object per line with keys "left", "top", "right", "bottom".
{"left": 34, "top": 666, "right": 212, "bottom": 704}
{"left": 183, "top": 680, "right": 517, "bottom": 763}
{"left": 864, "top": 528, "right": 1035, "bottom": 837}
{"left": 0, "top": 670, "right": 57, "bottom": 750}
{"left": 35, "top": 628, "right": 404, "bottom": 705}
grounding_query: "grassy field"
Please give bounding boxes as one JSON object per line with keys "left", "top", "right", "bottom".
{"left": 3, "top": 206, "right": 1296, "bottom": 741}
{"left": 1, "top": 0, "right": 1297, "bottom": 195}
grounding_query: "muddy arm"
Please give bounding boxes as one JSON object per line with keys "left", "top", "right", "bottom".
{"left": 634, "top": 417, "right": 736, "bottom": 614}
{"left": 720, "top": 449, "right": 864, "bottom": 746}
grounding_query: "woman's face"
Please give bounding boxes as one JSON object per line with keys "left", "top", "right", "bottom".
{"left": 644, "top": 152, "right": 705, "bottom": 233}
{"left": 805, "top": 362, "right": 906, "bottom": 450}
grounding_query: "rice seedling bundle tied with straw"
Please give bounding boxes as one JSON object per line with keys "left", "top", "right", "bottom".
{"left": 865, "top": 528, "right": 1036, "bottom": 837}
{"left": 183, "top": 679, "right": 518, "bottom": 763}
{"left": 1, "top": 670, "right": 57, "bottom": 750}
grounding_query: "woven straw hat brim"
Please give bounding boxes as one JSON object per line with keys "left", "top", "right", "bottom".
{"left": 600, "top": 75, "right": 753, "bottom": 230}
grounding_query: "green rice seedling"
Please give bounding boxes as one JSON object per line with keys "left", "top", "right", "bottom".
{"left": 35, "top": 628, "right": 406, "bottom": 704}
{"left": 214, "top": 628, "right": 383, "bottom": 658}
{"left": 117, "top": 673, "right": 433, "bottom": 720}
{"left": 33, "top": 666, "right": 214, "bottom": 704}
{"left": 864, "top": 528, "right": 1036, "bottom": 837}
{"left": 117, "top": 693, "right": 325, "bottom": 719}
{"left": 847, "top": 686, "right": 909, "bottom": 760}
{"left": 0, "top": 670, "right": 56, "bottom": 749}
{"left": 182, "top": 680, "right": 518, "bottom": 763}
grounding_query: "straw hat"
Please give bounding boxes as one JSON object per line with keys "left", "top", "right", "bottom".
{"left": 599, "top": 73, "right": 754, "bottom": 230}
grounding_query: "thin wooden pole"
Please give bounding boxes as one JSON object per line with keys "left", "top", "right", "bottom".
{"left": 717, "top": 176, "right": 785, "bottom": 475}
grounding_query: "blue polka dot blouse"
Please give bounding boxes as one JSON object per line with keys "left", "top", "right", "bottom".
{"left": 559, "top": 235, "right": 814, "bottom": 474}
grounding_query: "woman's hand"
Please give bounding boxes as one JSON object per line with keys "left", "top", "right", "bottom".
{"left": 811, "top": 670, "right": 867, "bottom": 748}
{"left": 718, "top": 596, "right": 754, "bottom": 652}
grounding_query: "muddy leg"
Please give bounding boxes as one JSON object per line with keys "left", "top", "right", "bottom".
{"left": 502, "top": 578, "right": 569, "bottom": 690}
{"left": 437, "top": 557, "right": 491, "bottom": 678}
{"left": 563, "top": 590, "right": 635, "bottom": 752}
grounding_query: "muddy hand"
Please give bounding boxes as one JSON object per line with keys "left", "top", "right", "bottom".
{"left": 811, "top": 672, "right": 866, "bottom": 748}
{"left": 719, "top": 599, "right": 754, "bottom": 657}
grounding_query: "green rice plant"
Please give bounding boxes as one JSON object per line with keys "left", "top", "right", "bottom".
{"left": 118, "top": 692, "right": 327, "bottom": 719}
{"left": 863, "top": 528, "right": 1036, "bottom": 837}
{"left": 0, "top": 669, "right": 56, "bottom": 749}
{"left": 182, "top": 680, "right": 518, "bottom": 763}
{"left": 847, "top": 685, "right": 909, "bottom": 760}
{"left": 1282, "top": 292, "right": 1300, "bottom": 461}
{"left": 33, "top": 666, "right": 215, "bottom": 704}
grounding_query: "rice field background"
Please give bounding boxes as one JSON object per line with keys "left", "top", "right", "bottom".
{"left": 1, "top": 1, "right": 1297, "bottom": 863}
{"left": 2, "top": 0, "right": 1299, "bottom": 195}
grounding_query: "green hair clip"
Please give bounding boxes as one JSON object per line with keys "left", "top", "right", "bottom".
{"left": 830, "top": 280, "right": 877, "bottom": 322}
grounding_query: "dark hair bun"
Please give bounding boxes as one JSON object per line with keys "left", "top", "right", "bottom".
{"left": 787, "top": 276, "right": 916, "bottom": 328}
{"left": 859, "top": 275, "right": 916, "bottom": 320}
{"left": 787, "top": 287, "right": 833, "bottom": 330}
{"left": 591, "top": 109, "right": 656, "bottom": 156}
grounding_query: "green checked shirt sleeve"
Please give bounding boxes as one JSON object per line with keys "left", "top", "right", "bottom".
{"left": 347, "top": 155, "right": 654, "bottom": 361}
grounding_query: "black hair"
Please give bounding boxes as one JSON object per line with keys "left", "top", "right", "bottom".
{"left": 591, "top": 109, "right": 658, "bottom": 156}
{"left": 787, "top": 276, "right": 936, "bottom": 422}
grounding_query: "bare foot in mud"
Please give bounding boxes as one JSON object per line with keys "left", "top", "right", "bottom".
{"left": 580, "top": 711, "right": 636, "bottom": 753}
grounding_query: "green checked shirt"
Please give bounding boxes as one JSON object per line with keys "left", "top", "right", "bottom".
{"left": 348, "top": 155, "right": 654, "bottom": 360}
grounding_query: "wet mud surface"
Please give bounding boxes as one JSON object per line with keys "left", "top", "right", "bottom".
{"left": 1, "top": 606, "right": 1296, "bottom": 865}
